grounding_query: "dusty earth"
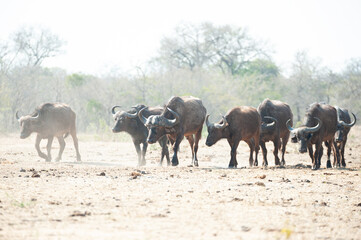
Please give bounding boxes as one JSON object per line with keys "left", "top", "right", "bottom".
{"left": 0, "top": 128, "right": 360, "bottom": 240}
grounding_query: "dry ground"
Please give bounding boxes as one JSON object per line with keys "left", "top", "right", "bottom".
{"left": 0, "top": 127, "right": 361, "bottom": 240}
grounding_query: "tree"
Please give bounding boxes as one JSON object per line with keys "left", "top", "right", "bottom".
{"left": 156, "top": 22, "right": 269, "bottom": 75}
{"left": 13, "top": 26, "right": 65, "bottom": 67}
{"left": 286, "top": 51, "right": 328, "bottom": 122}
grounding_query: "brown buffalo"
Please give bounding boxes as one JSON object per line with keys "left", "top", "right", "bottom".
{"left": 287, "top": 103, "right": 339, "bottom": 170}
{"left": 16, "top": 103, "right": 81, "bottom": 162}
{"left": 325, "top": 106, "right": 356, "bottom": 167}
{"left": 205, "top": 106, "right": 261, "bottom": 168}
{"left": 111, "top": 104, "right": 170, "bottom": 166}
{"left": 257, "top": 99, "right": 293, "bottom": 166}
{"left": 138, "top": 96, "right": 206, "bottom": 166}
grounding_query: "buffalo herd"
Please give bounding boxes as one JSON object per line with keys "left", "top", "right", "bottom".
{"left": 16, "top": 97, "right": 356, "bottom": 170}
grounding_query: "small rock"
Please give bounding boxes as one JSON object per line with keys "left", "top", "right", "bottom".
{"left": 70, "top": 211, "right": 91, "bottom": 217}
{"left": 258, "top": 174, "right": 266, "bottom": 179}
{"left": 241, "top": 226, "right": 251, "bottom": 232}
{"left": 20, "top": 168, "right": 26, "bottom": 172}
{"left": 98, "top": 172, "right": 106, "bottom": 176}
{"left": 31, "top": 172, "right": 40, "bottom": 178}
{"left": 255, "top": 182, "right": 265, "bottom": 187}
{"left": 221, "top": 174, "right": 227, "bottom": 177}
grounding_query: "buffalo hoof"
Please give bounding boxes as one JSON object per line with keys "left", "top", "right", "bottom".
{"left": 77, "top": 155, "right": 81, "bottom": 162}
{"left": 326, "top": 160, "right": 332, "bottom": 168}
{"left": 193, "top": 160, "right": 199, "bottom": 167}
{"left": 262, "top": 161, "right": 268, "bottom": 167}
{"left": 55, "top": 156, "right": 61, "bottom": 162}
{"left": 280, "top": 160, "right": 285, "bottom": 166}
{"left": 228, "top": 164, "right": 237, "bottom": 169}
{"left": 311, "top": 164, "right": 320, "bottom": 170}
{"left": 341, "top": 162, "right": 346, "bottom": 168}
{"left": 274, "top": 159, "right": 280, "bottom": 166}
{"left": 172, "top": 158, "right": 179, "bottom": 166}
{"left": 253, "top": 161, "right": 258, "bottom": 167}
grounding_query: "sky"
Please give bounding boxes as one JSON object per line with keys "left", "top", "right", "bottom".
{"left": 1, "top": 0, "right": 361, "bottom": 75}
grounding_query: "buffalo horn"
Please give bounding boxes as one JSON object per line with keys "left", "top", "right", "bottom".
{"left": 304, "top": 117, "right": 322, "bottom": 133}
{"left": 286, "top": 119, "right": 294, "bottom": 132}
{"left": 162, "top": 108, "right": 180, "bottom": 127}
{"left": 214, "top": 115, "right": 227, "bottom": 129}
{"left": 262, "top": 116, "right": 277, "bottom": 130}
{"left": 138, "top": 107, "right": 149, "bottom": 125}
{"left": 15, "top": 111, "right": 20, "bottom": 121}
{"left": 336, "top": 107, "right": 357, "bottom": 127}
{"left": 205, "top": 115, "right": 211, "bottom": 127}
{"left": 111, "top": 105, "right": 121, "bottom": 115}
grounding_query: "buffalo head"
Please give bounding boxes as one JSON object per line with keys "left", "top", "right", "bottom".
{"left": 335, "top": 107, "right": 356, "bottom": 143}
{"left": 16, "top": 111, "right": 40, "bottom": 139}
{"left": 261, "top": 116, "right": 277, "bottom": 132}
{"left": 138, "top": 107, "right": 180, "bottom": 144}
{"left": 286, "top": 117, "right": 322, "bottom": 153}
{"left": 205, "top": 114, "right": 228, "bottom": 147}
{"left": 111, "top": 106, "right": 138, "bottom": 133}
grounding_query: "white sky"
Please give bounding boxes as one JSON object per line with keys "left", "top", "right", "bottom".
{"left": 1, "top": 0, "right": 361, "bottom": 75}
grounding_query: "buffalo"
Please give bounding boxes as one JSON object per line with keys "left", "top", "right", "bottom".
{"left": 257, "top": 99, "right": 293, "bottom": 166}
{"left": 326, "top": 106, "right": 356, "bottom": 167}
{"left": 138, "top": 96, "right": 206, "bottom": 167}
{"left": 16, "top": 103, "right": 81, "bottom": 162}
{"left": 111, "top": 104, "right": 170, "bottom": 166}
{"left": 205, "top": 106, "right": 261, "bottom": 168}
{"left": 287, "top": 103, "right": 339, "bottom": 170}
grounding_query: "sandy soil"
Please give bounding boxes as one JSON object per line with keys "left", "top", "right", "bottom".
{"left": 0, "top": 128, "right": 360, "bottom": 240}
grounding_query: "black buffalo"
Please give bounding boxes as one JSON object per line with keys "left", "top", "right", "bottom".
{"left": 257, "top": 99, "right": 293, "bottom": 166}
{"left": 139, "top": 96, "right": 206, "bottom": 167}
{"left": 112, "top": 104, "right": 170, "bottom": 166}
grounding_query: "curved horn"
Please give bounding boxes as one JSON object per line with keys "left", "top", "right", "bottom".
{"left": 138, "top": 107, "right": 149, "bottom": 125}
{"left": 304, "top": 117, "right": 322, "bottom": 133}
{"left": 15, "top": 111, "right": 20, "bottom": 121}
{"left": 162, "top": 107, "right": 180, "bottom": 127}
{"left": 262, "top": 116, "right": 277, "bottom": 130}
{"left": 123, "top": 107, "right": 138, "bottom": 119}
{"left": 31, "top": 112, "right": 39, "bottom": 119}
{"left": 214, "top": 115, "right": 227, "bottom": 129}
{"left": 336, "top": 107, "right": 357, "bottom": 127}
{"left": 286, "top": 119, "right": 294, "bottom": 132}
{"left": 205, "top": 114, "right": 211, "bottom": 127}
{"left": 111, "top": 105, "right": 121, "bottom": 115}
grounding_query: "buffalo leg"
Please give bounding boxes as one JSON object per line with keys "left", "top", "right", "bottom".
{"left": 193, "top": 128, "right": 202, "bottom": 167}
{"left": 186, "top": 135, "right": 195, "bottom": 166}
{"left": 313, "top": 142, "right": 322, "bottom": 170}
{"left": 324, "top": 141, "right": 332, "bottom": 168}
{"left": 260, "top": 141, "right": 268, "bottom": 167}
{"left": 47, "top": 136, "right": 54, "bottom": 161}
{"left": 35, "top": 134, "right": 48, "bottom": 161}
{"left": 340, "top": 139, "right": 347, "bottom": 167}
{"left": 308, "top": 145, "right": 316, "bottom": 170}
{"left": 141, "top": 141, "right": 147, "bottom": 166}
{"left": 172, "top": 134, "right": 183, "bottom": 166}
{"left": 55, "top": 136, "right": 66, "bottom": 161}
{"left": 133, "top": 142, "right": 142, "bottom": 166}
{"left": 245, "top": 140, "right": 255, "bottom": 167}
{"left": 280, "top": 135, "right": 289, "bottom": 166}
{"left": 228, "top": 139, "right": 240, "bottom": 168}
{"left": 331, "top": 140, "right": 340, "bottom": 168}
{"left": 253, "top": 133, "right": 260, "bottom": 167}
{"left": 273, "top": 138, "right": 281, "bottom": 166}
{"left": 70, "top": 130, "right": 81, "bottom": 161}
{"left": 159, "top": 136, "right": 170, "bottom": 166}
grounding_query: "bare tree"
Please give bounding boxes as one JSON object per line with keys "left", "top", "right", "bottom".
{"left": 13, "top": 26, "right": 65, "bottom": 67}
